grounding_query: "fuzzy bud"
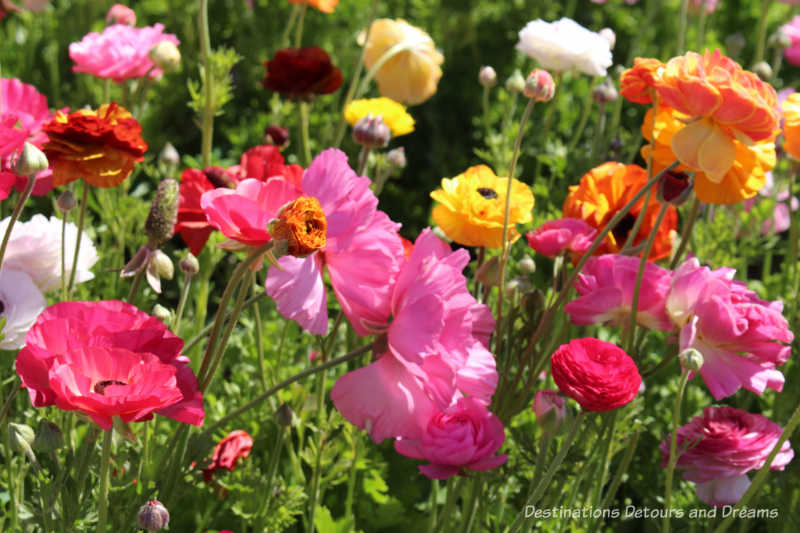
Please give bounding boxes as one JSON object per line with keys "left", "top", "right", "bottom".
{"left": 769, "top": 28, "right": 792, "bottom": 50}
{"left": 657, "top": 171, "right": 693, "bottom": 206}
{"left": 265, "top": 125, "right": 290, "bottom": 149}
{"left": 475, "top": 256, "right": 501, "bottom": 287}
{"left": 148, "top": 41, "right": 181, "bottom": 72}
{"left": 158, "top": 143, "right": 179, "bottom": 166}
{"left": 752, "top": 61, "right": 773, "bottom": 81}
{"left": 145, "top": 178, "right": 178, "bottom": 247}
{"left": 386, "top": 147, "right": 407, "bottom": 169}
{"left": 478, "top": 65, "right": 497, "bottom": 88}
{"left": 518, "top": 255, "right": 536, "bottom": 275}
{"left": 151, "top": 249, "right": 174, "bottom": 280}
{"left": 352, "top": 114, "right": 391, "bottom": 148}
{"left": 152, "top": 304, "right": 174, "bottom": 324}
{"left": 524, "top": 69, "right": 555, "bottom": 102}
{"left": 504, "top": 69, "right": 526, "bottom": 94}
{"left": 592, "top": 79, "right": 618, "bottom": 104}
{"left": 179, "top": 253, "right": 199, "bottom": 276}
{"left": 679, "top": 348, "right": 704, "bottom": 371}
{"left": 33, "top": 420, "right": 64, "bottom": 453}
{"left": 57, "top": 190, "right": 76, "bottom": 213}
{"left": 725, "top": 33, "right": 746, "bottom": 59}
{"left": 8, "top": 423, "right": 36, "bottom": 463}
{"left": 15, "top": 142, "right": 49, "bottom": 177}
{"left": 276, "top": 403, "right": 294, "bottom": 427}
{"left": 138, "top": 500, "right": 170, "bottom": 531}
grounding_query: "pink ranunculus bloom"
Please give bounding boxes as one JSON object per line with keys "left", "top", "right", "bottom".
{"left": 666, "top": 258, "right": 793, "bottom": 400}
{"left": 331, "top": 229, "right": 497, "bottom": 443}
{"left": 394, "top": 397, "right": 507, "bottom": 479}
{"left": 659, "top": 406, "right": 793, "bottom": 506}
{"left": 533, "top": 389, "right": 566, "bottom": 425}
{"left": 69, "top": 23, "right": 180, "bottom": 83}
{"left": 564, "top": 254, "right": 675, "bottom": 331}
{"left": 266, "top": 148, "right": 405, "bottom": 336}
{"left": 106, "top": 3, "right": 136, "bottom": 26}
{"left": 526, "top": 217, "right": 597, "bottom": 258}
{"left": 782, "top": 16, "right": 800, "bottom": 66}
{"left": 15, "top": 300, "right": 204, "bottom": 430}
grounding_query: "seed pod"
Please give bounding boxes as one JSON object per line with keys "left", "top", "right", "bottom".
{"left": 144, "top": 178, "right": 179, "bottom": 247}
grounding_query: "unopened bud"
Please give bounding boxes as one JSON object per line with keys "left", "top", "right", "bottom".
{"left": 524, "top": 69, "right": 555, "bottom": 102}
{"left": 657, "top": 171, "right": 693, "bottom": 206}
{"left": 158, "top": 143, "right": 179, "bottom": 166}
{"left": 599, "top": 27, "right": 616, "bottom": 50}
{"left": 478, "top": 65, "right": 497, "bottom": 88}
{"left": 8, "top": 423, "right": 36, "bottom": 463}
{"left": 144, "top": 178, "right": 178, "bottom": 247}
{"left": 148, "top": 41, "right": 181, "bottom": 72}
{"left": 33, "top": 420, "right": 64, "bottom": 453}
{"left": 15, "top": 142, "right": 49, "bottom": 176}
{"left": 151, "top": 249, "right": 174, "bottom": 280}
{"left": 725, "top": 33, "right": 746, "bottom": 59}
{"left": 138, "top": 500, "right": 170, "bottom": 531}
{"left": 204, "top": 166, "right": 236, "bottom": 189}
{"left": 518, "top": 255, "right": 536, "bottom": 275}
{"left": 752, "top": 61, "right": 773, "bottom": 81}
{"left": 268, "top": 197, "right": 327, "bottom": 257}
{"left": 679, "top": 348, "right": 704, "bottom": 371}
{"left": 592, "top": 79, "right": 618, "bottom": 104}
{"left": 179, "top": 253, "right": 199, "bottom": 276}
{"left": 276, "top": 403, "right": 294, "bottom": 427}
{"left": 106, "top": 3, "right": 136, "bottom": 26}
{"left": 769, "top": 28, "right": 792, "bottom": 50}
{"left": 505, "top": 277, "right": 531, "bottom": 295}
{"left": 505, "top": 69, "right": 526, "bottom": 94}
{"left": 265, "top": 125, "right": 290, "bottom": 149}
{"left": 152, "top": 304, "right": 173, "bottom": 324}
{"left": 386, "top": 147, "right": 406, "bottom": 169}
{"left": 352, "top": 114, "right": 391, "bottom": 148}
{"left": 533, "top": 389, "right": 567, "bottom": 435}
{"left": 475, "top": 256, "right": 501, "bottom": 287}
{"left": 57, "top": 190, "right": 76, "bottom": 213}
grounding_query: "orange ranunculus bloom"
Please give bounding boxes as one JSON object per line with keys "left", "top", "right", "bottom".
{"left": 363, "top": 19, "right": 444, "bottom": 106}
{"left": 287, "top": 0, "right": 338, "bottom": 13}
{"left": 782, "top": 93, "right": 800, "bottom": 160}
{"left": 562, "top": 162, "right": 677, "bottom": 261}
{"left": 620, "top": 57, "right": 664, "bottom": 105}
{"left": 42, "top": 102, "right": 147, "bottom": 188}
{"left": 641, "top": 107, "right": 776, "bottom": 205}
{"left": 268, "top": 196, "right": 327, "bottom": 257}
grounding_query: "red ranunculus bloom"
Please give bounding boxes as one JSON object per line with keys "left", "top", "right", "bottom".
{"left": 15, "top": 300, "right": 204, "bottom": 430}
{"left": 263, "top": 47, "right": 343, "bottom": 100}
{"left": 202, "top": 430, "right": 254, "bottom": 482}
{"left": 550, "top": 337, "right": 641, "bottom": 412}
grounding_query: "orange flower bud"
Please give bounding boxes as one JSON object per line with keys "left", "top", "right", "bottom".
{"left": 269, "top": 197, "right": 327, "bottom": 257}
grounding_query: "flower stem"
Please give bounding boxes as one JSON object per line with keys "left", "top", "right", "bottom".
{"left": 252, "top": 282, "right": 267, "bottom": 393}
{"left": 754, "top": 0, "right": 774, "bottom": 65}
{"left": 0, "top": 174, "right": 35, "bottom": 273}
{"left": 355, "top": 42, "right": 415, "bottom": 99}
{"left": 60, "top": 200, "right": 68, "bottom": 301}
{"left": 198, "top": 0, "right": 214, "bottom": 168}
{"left": 183, "top": 291, "right": 268, "bottom": 353}
{"left": 566, "top": 79, "right": 598, "bottom": 153}
{"left": 66, "top": 181, "right": 89, "bottom": 294}
{"left": 173, "top": 272, "right": 193, "bottom": 334}
{"left": 294, "top": 3, "right": 307, "bottom": 47}
{"left": 357, "top": 146, "right": 372, "bottom": 177}
{"left": 426, "top": 480, "right": 439, "bottom": 533}
{"left": 97, "top": 428, "right": 113, "bottom": 533}
{"left": 663, "top": 369, "right": 691, "bottom": 533}
{"left": 677, "top": 0, "right": 690, "bottom": 54}
{"left": 696, "top": 0, "right": 709, "bottom": 50}
{"left": 589, "top": 101, "right": 607, "bottom": 164}
{"left": 306, "top": 368, "right": 327, "bottom": 531}
{"left": 623, "top": 98, "right": 659, "bottom": 250}
{"left": 125, "top": 268, "right": 144, "bottom": 303}
{"left": 280, "top": 4, "right": 301, "bottom": 49}
{"left": 596, "top": 429, "right": 640, "bottom": 514}
{"left": 299, "top": 101, "right": 312, "bottom": 167}
{"left": 668, "top": 195, "right": 701, "bottom": 269}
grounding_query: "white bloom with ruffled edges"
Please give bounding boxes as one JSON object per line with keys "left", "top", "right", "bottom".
{"left": 0, "top": 268, "right": 46, "bottom": 350}
{"left": 516, "top": 18, "right": 613, "bottom": 77}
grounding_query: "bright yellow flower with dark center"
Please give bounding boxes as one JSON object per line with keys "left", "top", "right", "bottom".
{"left": 269, "top": 196, "right": 327, "bottom": 257}
{"left": 641, "top": 107, "right": 776, "bottom": 205}
{"left": 344, "top": 97, "right": 414, "bottom": 137}
{"left": 430, "top": 165, "right": 534, "bottom": 249}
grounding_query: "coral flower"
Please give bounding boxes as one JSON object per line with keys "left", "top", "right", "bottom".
{"left": 562, "top": 162, "right": 677, "bottom": 260}
{"left": 363, "top": 19, "right": 444, "bottom": 106}
{"left": 642, "top": 107, "right": 776, "bottom": 204}
{"left": 15, "top": 300, "right": 204, "bottom": 430}
{"left": 659, "top": 407, "right": 793, "bottom": 506}
{"left": 782, "top": 92, "right": 800, "bottom": 160}
{"left": 344, "top": 97, "right": 414, "bottom": 137}
{"left": 287, "top": 0, "right": 338, "bottom": 13}
{"left": 42, "top": 102, "right": 147, "bottom": 188}
{"left": 263, "top": 47, "right": 343, "bottom": 100}
{"left": 620, "top": 57, "right": 663, "bottom": 105}
{"left": 654, "top": 50, "right": 779, "bottom": 183}
{"left": 69, "top": 23, "right": 180, "bottom": 83}
{"left": 201, "top": 430, "right": 254, "bottom": 482}
{"left": 430, "top": 165, "right": 535, "bottom": 249}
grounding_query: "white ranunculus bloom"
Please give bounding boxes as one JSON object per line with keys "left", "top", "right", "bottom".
{"left": 516, "top": 18, "right": 613, "bottom": 77}
{"left": 0, "top": 214, "right": 98, "bottom": 293}
{"left": 0, "top": 268, "right": 46, "bottom": 350}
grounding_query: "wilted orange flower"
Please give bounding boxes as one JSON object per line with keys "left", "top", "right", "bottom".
{"left": 268, "top": 196, "right": 327, "bottom": 257}
{"left": 620, "top": 57, "right": 663, "bottom": 105}
{"left": 287, "top": 0, "right": 338, "bottom": 13}
{"left": 563, "top": 162, "right": 677, "bottom": 261}
{"left": 653, "top": 50, "right": 778, "bottom": 184}
{"left": 641, "top": 107, "right": 776, "bottom": 205}
{"left": 430, "top": 165, "right": 534, "bottom": 249}
{"left": 782, "top": 93, "right": 800, "bottom": 160}
{"left": 42, "top": 102, "right": 147, "bottom": 188}
{"left": 363, "top": 19, "right": 444, "bottom": 106}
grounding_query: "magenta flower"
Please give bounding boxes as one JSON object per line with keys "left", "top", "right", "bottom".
{"left": 533, "top": 389, "right": 566, "bottom": 424}
{"left": 666, "top": 258, "right": 793, "bottom": 399}
{"left": 330, "top": 229, "right": 497, "bottom": 443}
{"left": 526, "top": 217, "right": 596, "bottom": 257}
{"left": 564, "top": 254, "right": 674, "bottom": 331}
{"left": 394, "top": 397, "right": 507, "bottom": 479}
{"left": 15, "top": 300, "right": 204, "bottom": 430}
{"left": 782, "top": 16, "right": 800, "bottom": 66}
{"left": 659, "top": 406, "right": 793, "bottom": 506}
{"left": 69, "top": 23, "right": 180, "bottom": 83}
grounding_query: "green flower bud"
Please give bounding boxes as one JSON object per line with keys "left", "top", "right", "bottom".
{"left": 33, "top": 420, "right": 64, "bottom": 453}
{"left": 679, "top": 348, "right": 704, "bottom": 371}
{"left": 15, "top": 142, "right": 49, "bottom": 176}
{"left": 145, "top": 179, "right": 178, "bottom": 247}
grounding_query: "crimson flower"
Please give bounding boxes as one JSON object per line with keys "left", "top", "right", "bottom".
{"left": 263, "top": 47, "right": 343, "bottom": 100}
{"left": 202, "top": 430, "right": 254, "bottom": 482}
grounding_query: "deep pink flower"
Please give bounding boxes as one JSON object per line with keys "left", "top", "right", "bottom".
{"left": 564, "top": 254, "right": 675, "bottom": 331}
{"left": 201, "top": 430, "right": 254, "bottom": 482}
{"left": 106, "top": 4, "right": 136, "bottom": 26}
{"left": 526, "top": 217, "right": 597, "bottom": 257}
{"left": 783, "top": 16, "right": 800, "bottom": 66}
{"left": 69, "top": 23, "right": 180, "bottom": 83}
{"left": 15, "top": 300, "right": 204, "bottom": 430}
{"left": 533, "top": 389, "right": 566, "bottom": 425}
{"left": 659, "top": 406, "right": 793, "bottom": 506}
{"left": 394, "top": 397, "right": 507, "bottom": 479}
{"left": 331, "top": 229, "right": 497, "bottom": 443}
{"left": 666, "top": 258, "right": 793, "bottom": 399}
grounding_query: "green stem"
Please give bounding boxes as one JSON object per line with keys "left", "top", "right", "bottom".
{"left": 0, "top": 174, "right": 35, "bottom": 273}
{"left": 183, "top": 292, "right": 268, "bottom": 353}
{"left": 590, "top": 102, "right": 607, "bottom": 164}
{"left": 280, "top": 4, "right": 301, "bottom": 49}
{"left": 97, "top": 428, "right": 113, "bottom": 533}
{"left": 357, "top": 145, "right": 372, "bottom": 177}
{"left": 262, "top": 424, "right": 286, "bottom": 511}
{"left": 439, "top": 478, "right": 462, "bottom": 531}
{"left": 299, "top": 101, "right": 312, "bottom": 167}
{"left": 462, "top": 478, "right": 483, "bottom": 533}
{"left": 61, "top": 207, "right": 68, "bottom": 301}
{"left": 590, "top": 411, "right": 619, "bottom": 507}
{"left": 67, "top": 182, "right": 89, "bottom": 294}
{"left": 754, "top": 0, "right": 774, "bottom": 65}
{"left": 125, "top": 268, "right": 144, "bottom": 303}
{"left": 0, "top": 385, "right": 18, "bottom": 426}
{"left": 597, "top": 429, "right": 640, "bottom": 513}
{"left": 696, "top": 0, "right": 709, "bottom": 50}
{"left": 669, "top": 196, "right": 701, "bottom": 270}
{"left": 253, "top": 289, "right": 268, "bottom": 393}
{"left": 663, "top": 369, "right": 691, "bottom": 533}
{"left": 199, "top": 0, "right": 214, "bottom": 167}
{"left": 344, "top": 435, "right": 361, "bottom": 525}
{"left": 355, "top": 42, "right": 416, "bottom": 99}
{"left": 426, "top": 480, "right": 439, "bottom": 533}
{"left": 623, "top": 99, "right": 659, "bottom": 251}
{"left": 173, "top": 273, "right": 193, "bottom": 334}
{"left": 294, "top": 3, "right": 307, "bottom": 48}
{"left": 306, "top": 368, "right": 327, "bottom": 530}
{"left": 677, "top": 0, "right": 690, "bottom": 54}
{"left": 481, "top": 84, "right": 491, "bottom": 134}
{"left": 566, "top": 79, "right": 598, "bottom": 153}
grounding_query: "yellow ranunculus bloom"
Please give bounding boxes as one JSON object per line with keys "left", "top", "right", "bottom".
{"left": 782, "top": 93, "right": 800, "bottom": 160}
{"left": 430, "top": 165, "right": 534, "bottom": 249}
{"left": 344, "top": 97, "right": 414, "bottom": 137}
{"left": 363, "top": 19, "right": 443, "bottom": 106}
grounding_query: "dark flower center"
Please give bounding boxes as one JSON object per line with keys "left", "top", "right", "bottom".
{"left": 93, "top": 380, "right": 127, "bottom": 395}
{"left": 0, "top": 300, "right": 5, "bottom": 314}
{"left": 611, "top": 213, "right": 637, "bottom": 243}
{"left": 476, "top": 187, "right": 498, "bottom": 199}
